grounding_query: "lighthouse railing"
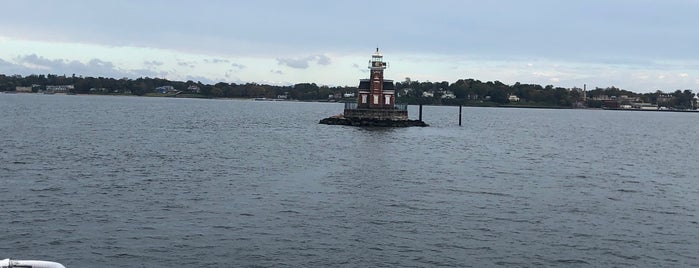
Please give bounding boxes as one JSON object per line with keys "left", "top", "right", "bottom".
{"left": 344, "top": 102, "right": 407, "bottom": 111}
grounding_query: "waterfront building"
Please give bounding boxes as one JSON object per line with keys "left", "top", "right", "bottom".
{"left": 15, "top": 86, "right": 33, "bottom": 93}
{"left": 320, "top": 48, "right": 426, "bottom": 127}
{"left": 343, "top": 48, "right": 408, "bottom": 121}
{"left": 45, "top": 85, "right": 74, "bottom": 94}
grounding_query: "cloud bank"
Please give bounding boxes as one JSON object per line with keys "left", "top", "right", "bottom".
{"left": 1, "top": 54, "right": 166, "bottom": 78}
{"left": 276, "top": 55, "right": 332, "bottom": 69}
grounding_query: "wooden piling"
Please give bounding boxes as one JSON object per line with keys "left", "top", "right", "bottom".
{"left": 419, "top": 104, "right": 423, "bottom": 121}
{"left": 459, "top": 105, "right": 462, "bottom": 126}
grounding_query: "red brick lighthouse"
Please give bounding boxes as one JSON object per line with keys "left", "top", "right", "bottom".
{"left": 359, "top": 48, "right": 394, "bottom": 108}
{"left": 320, "top": 48, "right": 426, "bottom": 127}
{"left": 343, "top": 48, "right": 408, "bottom": 121}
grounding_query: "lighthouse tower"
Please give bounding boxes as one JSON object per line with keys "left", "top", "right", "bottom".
{"left": 357, "top": 48, "right": 395, "bottom": 109}
{"left": 371, "top": 48, "right": 393, "bottom": 108}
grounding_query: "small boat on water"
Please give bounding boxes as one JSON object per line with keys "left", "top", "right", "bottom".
{"left": 1, "top": 259, "right": 66, "bottom": 268}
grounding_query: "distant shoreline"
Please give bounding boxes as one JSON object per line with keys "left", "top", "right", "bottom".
{"left": 4, "top": 91, "right": 699, "bottom": 113}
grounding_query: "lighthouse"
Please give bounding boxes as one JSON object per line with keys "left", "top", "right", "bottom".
{"left": 319, "top": 48, "right": 427, "bottom": 127}
{"left": 358, "top": 48, "right": 394, "bottom": 109}
{"left": 343, "top": 48, "right": 407, "bottom": 121}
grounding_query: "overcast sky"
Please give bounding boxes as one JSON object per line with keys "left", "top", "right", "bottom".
{"left": 2, "top": 0, "right": 699, "bottom": 92}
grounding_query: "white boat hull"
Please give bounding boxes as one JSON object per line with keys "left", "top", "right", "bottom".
{"left": 1, "top": 259, "right": 66, "bottom": 268}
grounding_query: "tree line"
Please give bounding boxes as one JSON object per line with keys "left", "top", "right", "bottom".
{"left": 0, "top": 73, "right": 696, "bottom": 109}
{"left": 396, "top": 78, "right": 696, "bottom": 109}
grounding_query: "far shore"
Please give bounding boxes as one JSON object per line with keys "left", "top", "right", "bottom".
{"left": 5, "top": 91, "right": 698, "bottom": 113}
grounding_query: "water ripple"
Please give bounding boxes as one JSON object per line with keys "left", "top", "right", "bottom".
{"left": 1, "top": 96, "right": 698, "bottom": 267}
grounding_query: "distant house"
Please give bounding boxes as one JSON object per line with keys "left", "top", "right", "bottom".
{"left": 186, "top": 85, "right": 201, "bottom": 93}
{"left": 399, "top": 88, "right": 413, "bottom": 97}
{"left": 343, "top": 92, "right": 355, "bottom": 98}
{"left": 592, "top": 95, "right": 614, "bottom": 101}
{"left": 619, "top": 95, "right": 639, "bottom": 102}
{"left": 633, "top": 102, "right": 658, "bottom": 110}
{"left": 156, "top": 86, "right": 175, "bottom": 94}
{"left": 441, "top": 91, "right": 456, "bottom": 99}
{"left": 422, "top": 91, "right": 434, "bottom": 97}
{"left": 46, "top": 85, "right": 74, "bottom": 94}
{"left": 89, "top": 87, "right": 109, "bottom": 93}
{"left": 657, "top": 94, "right": 673, "bottom": 104}
{"left": 15, "top": 86, "right": 32, "bottom": 93}
{"left": 508, "top": 95, "right": 520, "bottom": 102}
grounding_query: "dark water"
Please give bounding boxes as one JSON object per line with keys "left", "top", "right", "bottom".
{"left": 1, "top": 94, "right": 698, "bottom": 267}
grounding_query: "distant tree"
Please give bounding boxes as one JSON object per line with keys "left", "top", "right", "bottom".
{"left": 2, "top": 73, "right": 697, "bottom": 109}
{"left": 449, "top": 79, "right": 472, "bottom": 99}
{"left": 488, "top": 85, "right": 508, "bottom": 104}
{"left": 209, "top": 87, "right": 223, "bottom": 97}
{"left": 586, "top": 99, "right": 603, "bottom": 108}
{"left": 291, "top": 83, "right": 320, "bottom": 100}
{"left": 672, "top": 89, "right": 695, "bottom": 109}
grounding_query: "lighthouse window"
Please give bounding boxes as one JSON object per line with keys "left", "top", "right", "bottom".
{"left": 385, "top": 95, "right": 391, "bottom": 105}
{"left": 373, "top": 94, "right": 379, "bottom": 104}
{"left": 361, "top": 94, "right": 367, "bottom": 103}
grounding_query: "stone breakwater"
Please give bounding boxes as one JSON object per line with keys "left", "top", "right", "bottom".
{"left": 319, "top": 116, "right": 428, "bottom": 127}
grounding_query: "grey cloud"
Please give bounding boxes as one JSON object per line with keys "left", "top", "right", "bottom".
{"left": 276, "top": 58, "right": 310, "bottom": 69}
{"left": 205, "top": 58, "right": 230, "bottom": 64}
{"left": 276, "top": 54, "right": 332, "bottom": 69}
{"left": 224, "top": 68, "right": 247, "bottom": 82}
{"left": 15, "top": 54, "right": 119, "bottom": 77}
{"left": 1, "top": 54, "right": 167, "bottom": 79}
{"left": 130, "top": 69, "right": 169, "bottom": 78}
{"left": 177, "top": 60, "right": 196, "bottom": 68}
{"left": 0, "top": 58, "right": 11, "bottom": 66}
{"left": 231, "top": 63, "right": 246, "bottom": 70}
{"left": 0, "top": 58, "right": 31, "bottom": 74}
{"left": 352, "top": 63, "right": 368, "bottom": 73}
{"left": 316, "top": 54, "right": 331, "bottom": 66}
{"left": 144, "top": 60, "right": 164, "bottom": 67}
{"left": 185, "top": 75, "right": 215, "bottom": 84}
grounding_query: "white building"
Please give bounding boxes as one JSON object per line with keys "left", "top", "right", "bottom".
{"left": 46, "top": 85, "right": 74, "bottom": 93}
{"left": 187, "top": 85, "right": 201, "bottom": 93}
{"left": 15, "top": 86, "right": 33, "bottom": 93}
{"left": 156, "top": 86, "right": 176, "bottom": 93}
{"left": 441, "top": 91, "right": 456, "bottom": 99}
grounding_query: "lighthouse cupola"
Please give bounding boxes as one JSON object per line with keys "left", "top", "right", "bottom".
{"left": 368, "top": 48, "right": 387, "bottom": 70}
